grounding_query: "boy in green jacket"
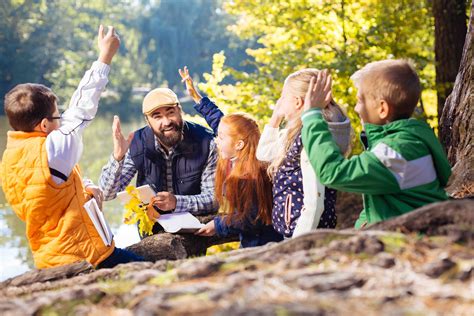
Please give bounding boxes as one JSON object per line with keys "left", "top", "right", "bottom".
{"left": 301, "top": 60, "right": 451, "bottom": 228}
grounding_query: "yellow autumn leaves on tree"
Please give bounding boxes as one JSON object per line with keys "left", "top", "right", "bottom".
{"left": 199, "top": 0, "right": 440, "bottom": 152}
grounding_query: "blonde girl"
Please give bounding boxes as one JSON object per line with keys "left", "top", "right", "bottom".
{"left": 257, "top": 69, "right": 351, "bottom": 238}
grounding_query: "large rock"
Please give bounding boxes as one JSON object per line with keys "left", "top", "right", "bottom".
{"left": 0, "top": 200, "right": 472, "bottom": 315}
{"left": 367, "top": 199, "right": 474, "bottom": 242}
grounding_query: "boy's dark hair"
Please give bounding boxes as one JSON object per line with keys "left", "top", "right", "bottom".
{"left": 351, "top": 59, "right": 421, "bottom": 120}
{"left": 4, "top": 83, "right": 58, "bottom": 132}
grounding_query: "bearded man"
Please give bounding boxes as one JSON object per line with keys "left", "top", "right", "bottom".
{"left": 99, "top": 88, "right": 218, "bottom": 237}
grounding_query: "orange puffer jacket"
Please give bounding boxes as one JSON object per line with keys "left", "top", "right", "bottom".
{"left": 0, "top": 131, "right": 114, "bottom": 268}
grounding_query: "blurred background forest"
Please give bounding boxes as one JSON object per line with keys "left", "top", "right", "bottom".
{"left": 0, "top": 0, "right": 470, "bottom": 278}
{"left": 0, "top": 0, "right": 469, "bottom": 128}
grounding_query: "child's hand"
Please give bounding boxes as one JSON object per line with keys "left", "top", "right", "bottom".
{"left": 98, "top": 25, "right": 121, "bottom": 65}
{"left": 195, "top": 221, "right": 216, "bottom": 236}
{"left": 304, "top": 69, "right": 332, "bottom": 111}
{"left": 178, "top": 66, "right": 203, "bottom": 103}
{"left": 269, "top": 98, "right": 285, "bottom": 127}
{"left": 85, "top": 185, "right": 104, "bottom": 210}
{"left": 112, "top": 115, "right": 134, "bottom": 161}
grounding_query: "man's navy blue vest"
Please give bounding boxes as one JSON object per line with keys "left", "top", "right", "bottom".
{"left": 129, "top": 121, "right": 214, "bottom": 195}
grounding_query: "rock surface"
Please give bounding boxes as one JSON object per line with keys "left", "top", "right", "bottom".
{"left": 1, "top": 200, "right": 472, "bottom": 316}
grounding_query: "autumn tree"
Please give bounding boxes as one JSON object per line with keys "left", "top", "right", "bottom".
{"left": 432, "top": 0, "right": 468, "bottom": 119}
{"left": 200, "top": 0, "right": 439, "bottom": 144}
{"left": 439, "top": 4, "right": 473, "bottom": 198}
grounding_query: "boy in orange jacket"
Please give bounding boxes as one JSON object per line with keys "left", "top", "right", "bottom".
{"left": 0, "top": 25, "right": 143, "bottom": 269}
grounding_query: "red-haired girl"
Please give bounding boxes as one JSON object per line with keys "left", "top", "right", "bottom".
{"left": 179, "top": 67, "right": 282, "bottom": 248}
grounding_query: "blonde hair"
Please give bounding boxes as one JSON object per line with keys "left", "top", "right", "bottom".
{"left": 351, "top": 59, "right": 421, "bottom": 120}
{"left": 268, "top": 68, "right": 348, "bottom": 178}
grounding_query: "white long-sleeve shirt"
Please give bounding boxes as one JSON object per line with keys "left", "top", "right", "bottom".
{"left": 45, "top": 61, "right": 110, "bottom": 184}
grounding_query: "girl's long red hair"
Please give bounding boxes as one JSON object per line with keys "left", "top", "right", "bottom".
{"left": 215, "top": 114, "right": 273, "bottom": 225}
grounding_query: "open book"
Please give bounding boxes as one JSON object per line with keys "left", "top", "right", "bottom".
{"left": 83, "top": 198, "right": 113, "bottom": 247}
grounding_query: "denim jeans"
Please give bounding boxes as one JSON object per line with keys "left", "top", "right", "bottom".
{"left": 97, "top": 247, "right": 145, "bottom": 269}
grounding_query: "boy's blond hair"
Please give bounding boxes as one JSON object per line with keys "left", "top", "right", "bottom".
{"left": 351, "top": 59, "right": 421, "bottom": 120}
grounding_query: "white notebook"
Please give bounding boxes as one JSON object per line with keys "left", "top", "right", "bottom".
{"left": 157, "top": 212, "right": 205, "bottom": 233}
{"left": 83, "top": 198, "right": 113, "bottom": 246}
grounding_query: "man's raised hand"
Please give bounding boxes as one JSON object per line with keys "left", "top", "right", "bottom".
{"left": 112, "top": 115, "right": 134, "bottom": 161}
{"left": 98, "top": 24, "right": 120, "bottom": 65}
{"left": 178, "top": 66, "right": 203, "bottom": 103}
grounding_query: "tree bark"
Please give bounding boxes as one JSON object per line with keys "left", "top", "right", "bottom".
{"left": 439, "top": 4, "right": 473, "bottom": 198}
{"left": 432, "top": 0, "right": 467, "bottom": 120}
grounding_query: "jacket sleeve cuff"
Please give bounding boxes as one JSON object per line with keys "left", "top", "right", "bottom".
{"left": 193, "top": 96, "right": 211, "bottom": 113}
{"left": 91, "top": 61, "right": 111, "bottom": 76}
{"left": 301, "top": 108, "right": 323, "bottom": 122}
{"left": 214, "top": 216, "right": 228, "bottom": 237}
{"left": 174, "top": 195, "right": 188, "bottom": 213}
{"left": 327, "top": 118, "right": 352, "bottom": 155}
{"left": 108, "top": 154, "right": 123, "bottom": 172}
{"left": 262, "top": 124, "right": 280, "bottom": 137}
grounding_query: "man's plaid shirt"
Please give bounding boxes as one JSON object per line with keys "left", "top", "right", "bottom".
{"left": 99, "top": 136, "right": 218, "bottom": 215}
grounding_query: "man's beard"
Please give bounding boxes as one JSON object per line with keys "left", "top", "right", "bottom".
{"left": 154, "top": 120, "right": 184, "bottom": 148}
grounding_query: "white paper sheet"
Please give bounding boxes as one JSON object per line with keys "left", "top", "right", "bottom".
{"left": 157, "top": 212, "right": 205, "bottom": 233}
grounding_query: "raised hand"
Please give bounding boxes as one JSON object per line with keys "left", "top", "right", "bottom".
{"left": 98, "top": 24, "right": 121, "bottom": 65}
{"left": 112, "top": 115, "right": 134, "bottom": 161}
{"left": 178, "top": 66, "right": 203, "bottom": 103}
{"left": 269, "top": 98, "right": 285, "bottom": 127}
{"left": 304, "top": 69, "right": 332, "bottom": 111}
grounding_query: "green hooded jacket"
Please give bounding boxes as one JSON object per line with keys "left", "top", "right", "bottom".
{"left": 301, "top": 109, "right": 451, "bottom": 228}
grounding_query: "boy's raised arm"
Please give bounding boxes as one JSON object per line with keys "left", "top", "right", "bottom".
{"left": 301, "top": 72, "right": 400, "bottom": 195}
{"left": 97, "top": 25, "right": 120, "bottom": 65}
{"left": 46, "top": 25, "right": 120, "bottom": 185}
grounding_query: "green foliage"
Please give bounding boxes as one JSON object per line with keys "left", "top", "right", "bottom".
{"left": 0, "top": 0, "right": 249, "bottom": 118}
{"left": 41, "top": 0, "right": 151, "bottom": 116}
{"left": 0, "top": 0, "right": 66, "bottom": 101}
{"left": 201, "top": 0, "right": 438, "bottom": 149}
{"left": 135, "top": 0, "right": 251, "bottom": 92}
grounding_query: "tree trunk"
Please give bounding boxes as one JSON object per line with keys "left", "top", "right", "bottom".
{"left": 439, "top": 4, "right": 473, "bottom": 198}
{"left": 432, "top": 0, "right": 467, "bottom": 120}
{"left": 125, "top": 214, "right": 239, "bottom": 262}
